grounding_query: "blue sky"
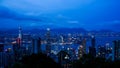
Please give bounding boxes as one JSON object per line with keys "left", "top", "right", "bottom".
{"left": 0, "top": 0, "right": 120, "bottom": 31}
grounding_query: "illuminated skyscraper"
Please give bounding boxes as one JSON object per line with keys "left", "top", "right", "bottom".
{"left": 18, "top": 27, "right": 22, "bottom": 39}
{"left": 105, "top": 43, "right": 113, "bottom": 59}
{"left": 60, "top": 35, "right": 64, "bottom": 43}
{"left": 78, "top": 45, "right": 84, "bottom": 59}
{"left": 17, "top": 27, "right": 22, "bottom": 48}
{"left": 78, "top": 38, "right": 86, "bottom": 59}
{"left": 46, "top": 28, "right": 51, "bottom": 55}
{"left": 97, "top": 46, "right": 106, "bottom": 58}
{"left": 91, "top": 35, "right": 95, "bottom": 47}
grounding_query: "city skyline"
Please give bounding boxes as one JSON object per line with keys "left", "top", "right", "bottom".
{"left": 0, "top": 20, "right": 120, "bottom": 68}
{"left": 0, "top": 0, "right": 120, "bottom": 31}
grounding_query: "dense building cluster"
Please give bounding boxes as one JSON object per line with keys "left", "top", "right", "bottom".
{"left": 0, "top": 27, "right": 120, "bottom": 68}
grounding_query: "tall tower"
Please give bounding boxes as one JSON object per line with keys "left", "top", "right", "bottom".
{"left": 82, "top": 38, "right": 86, "bottom": 54}
{"left": 37, "top": 37, "right": 41, "bottom": 53}
{"left": 17, "top": 27, "right": 22, "bottom": 48}
{"left": 60, "top": 36, "right": 64, "bottom": 43}
{"left": 91, "top": 35, "right": 95, "bottom": 47}
{"left": 18, "top": 27, "right": 22, "bottom": 39}
{"left": 46, "top": 28, "right": 51, "bottom": 55}
{"left": 77, "top": 38, "right": 86, "bottom": 59}
{"left": 78, "top": 45, "right": 84, "bottom": 59}
{"left": 89, "top": 35, "right": 96, "bottom": 57}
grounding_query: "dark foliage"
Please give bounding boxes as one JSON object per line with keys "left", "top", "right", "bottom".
{"left": 12, "top": 53, "right": 120, "bottom": 68}
{"left": 13, "top": 53, "right": 62, "bottom": 68}
{"left": 72, "top": 54, "right": 120, "bottom": 68}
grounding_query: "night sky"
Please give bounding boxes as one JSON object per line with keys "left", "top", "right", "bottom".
{"left": 0, "top": 0, "right": 120, "bottom": 31}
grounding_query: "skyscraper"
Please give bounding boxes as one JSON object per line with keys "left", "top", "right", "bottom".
{"left": 113, "top": 40, "right": 120, "bottom": 60}
{"left": 37, "top": 37, "right": 41, "bottom": 53}
{"left": 46, "top": 28, "right": 51, "bottom": 55}
{"left": 91, "top": 35, "right": 95, "bottom": 47}
{"left": 18, "top": 27, "right": 22, "bottom": 39}
{"left": 78, "top": 45, "right": 84, "bottom": 59}
{"left": 89, "top": 35, "right": 96, "bottom": 57}
{"left": 82, "top": 38, "right": 86, "bottom": 54}
{"left": 17, "top": 27, "right": 22, "bottom": 48}
{"left": 32, "top": 37, "right": 41, "bottom": 54}
{"left": 97, "top": 46, "right": 106, "bottom": 58}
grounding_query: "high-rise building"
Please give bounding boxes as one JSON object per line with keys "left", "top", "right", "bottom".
{"left": 78, "top": 45, "right": 84, "bottom": 59}
{"left": 46, "top": 28, "right": 51, "bottom": 55}
{"left": 5, "top": 48, "right": 14, "bottom": 68}
{"left": 91, "top": 35, "right": 95, "bottom": 47}
{"left": 113, "top": 40, "right": 120, "bottom": 60}
{"left": 32, "top": 37, "right": 41, "bottom": 54}
{"left": 60, "top": 35, "right": 64, "bottom": 43}
{"left": 37, "top": 37, "right": 41, "bottom": 53}
{"left": 78, "top": 38, "right": 86, "bottom": 59}
{"left": 17, "top": 27, "right": 22, "bottom": 48}
{"left": 89, "top": 35, "right": 96, "bottom": 57}
{"left": 97, "top": 46, "right": 106, "bottom": 58}
{"left": 18, "top": 27, "right": 22, "bottom": 39}
{"left": 82, "top": 38, "right": 86, "bottom": 54}
{"left": 105, "top": 43, "right": 113, "bottom": 60}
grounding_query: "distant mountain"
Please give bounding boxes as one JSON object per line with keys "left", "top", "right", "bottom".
{"left": 51, "top": 28, "right": 87, "bottom": 33}
{"left": 0, "top": 27, "right": 119, "bottom": 34}
{"left": 99, "top": 29, "right": 114, "bottom": 32}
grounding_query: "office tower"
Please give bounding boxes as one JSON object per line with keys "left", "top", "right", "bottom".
{"left": 17, "top": 27, "right": 22, "bottom": 48}
{"left": 82, "top": 38, "right": 86, "bottom": 54}
{"left": 13, "top": 43, "right": 20, "bottom": 61}
{"left": 37, "top": 37, "right": 41, "bottom": 53}
{"left": 18, "top": 27, "right": 22, "bottom": 40}
{"left": 97, "top": 46, "right": 106, "bottom": 58}
{"left": 91, "top": 35, "right": 95, "bottom": 47}
{"left": 5, "top": 48, "right": 14, "bottom": 68}
{"left": 89, "top": 35, "right": 96, "bottom": 57}
{"left": 68, "top": 33, "right": 72, "bottom": 43}
{"left": 60, "top": 35, "right": 64, "bottom": 43}
{"left": 105, "top": 43, "right": 113, "bottom": 59}
{"left": 113, "top": 40, "right": 120, "bottom": 60}
{"left": 46, "top": 28, "right": 51, "bottom": 55}
{"left": 32, "top": 37, "right": 41, "bottom": 54}
{"left": 22, "top": 34, "right": 32, "bottom": 55}
{"left": 13, "top": 27, "right": 24, "bottom": 61}
{"left": 78, "top": 45, "right": 84, "bottom": 59}
{"left": 78, "top": 38, "right": 86, "bottom": 58}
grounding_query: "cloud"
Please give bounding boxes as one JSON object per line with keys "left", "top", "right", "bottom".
{"left": 94, "top": 20, "right": 120, "bottom": 31}
{"left": 1, "top": 0, "right": 95, "bottom": 13}
{"left": 0, "top": 6, "right": 42, "bottom": 22}
{"left": 67, "top": 20, "right": 79, "bottom": 24}
{"left": 29, "top": 23, "right": 38, "bottom": 26}
{"left": 111, "top": 21, "right": 120, "bottom": 28}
